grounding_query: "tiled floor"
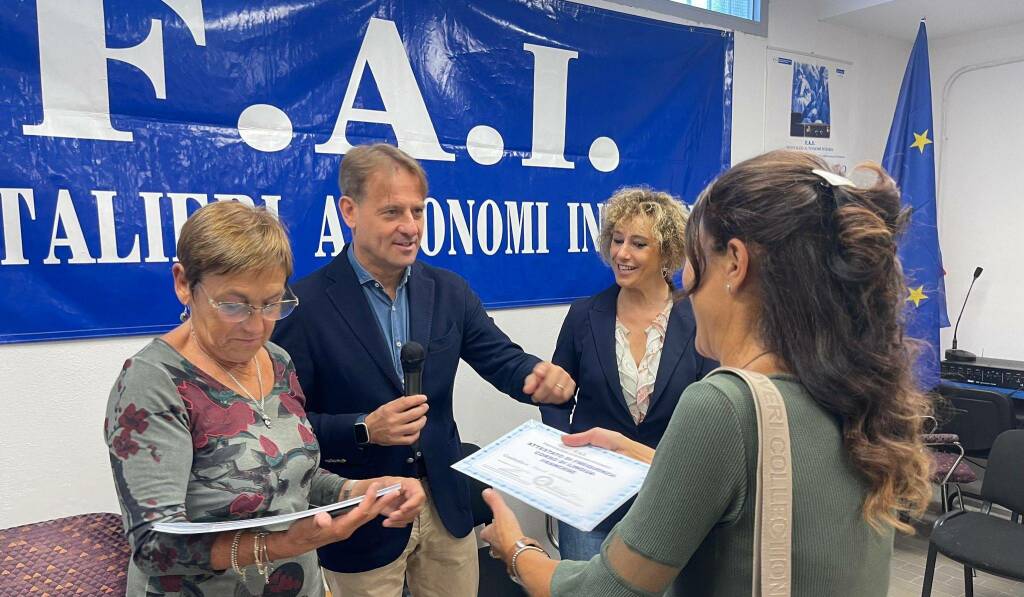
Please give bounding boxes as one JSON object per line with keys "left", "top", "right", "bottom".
{"left": 887, "top": 505, "right": 1022, "bottom": 597}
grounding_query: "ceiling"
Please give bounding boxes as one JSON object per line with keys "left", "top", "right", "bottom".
{"left": 818, "top": 0, "right": 1024, "bottom": 40}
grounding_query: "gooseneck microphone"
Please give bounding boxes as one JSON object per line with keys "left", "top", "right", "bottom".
{"left": 400, "top": 342, "right": 427, "bottom": 460}
{"left": 945, "top": 266, "right": 983, "bottom": 363}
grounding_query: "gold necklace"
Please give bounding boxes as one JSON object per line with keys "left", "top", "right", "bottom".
{"left": 740, "top": 350, "right": 772, "bottom": 370}
{"left": 190, "top": 327, "right": 270, "bottom": 428}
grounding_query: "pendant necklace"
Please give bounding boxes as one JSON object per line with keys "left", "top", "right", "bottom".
{"left": 191, "top": 327, "right": 271, "bottom": 428}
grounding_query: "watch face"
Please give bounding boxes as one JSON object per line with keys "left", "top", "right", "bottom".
{"left": 354, "top": 423, "right": 370, "bottom": 445}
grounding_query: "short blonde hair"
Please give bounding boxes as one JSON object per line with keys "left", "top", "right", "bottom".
{"left": 598, "top": 187, "right": 689, "bottom": 273}
{"left": 176, "top": 201, "right": 293, "bottom": 288}
{"left": 339, "top": 143, "right": 428, "bottom": 202}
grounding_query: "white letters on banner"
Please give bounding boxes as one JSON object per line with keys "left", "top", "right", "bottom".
{"left": 45, "top": 189, "right": 94, "bottom": 264}
{"left": 94, "top": 191, "right": 142, "bottom": 264}
{"left": 1, "top": 0, "right": 733, "bottom": 341}
{"left": 22, "top": 10, "right": 596, "bottom": 169}
{"left": 9, "top": 11, "right": 614, "bottom": 266}
{"left": 0, "top": 188, "right": 36, "bottom": 266}
{"left": 522, "top": 44, "right": 578, "bottom": 169}
{"left": 1, "top": 186, "right": 591, "bottom": 265}
{"left": 315, "top": 18, "right": 454, "bottom": 161}
{"left": 566, "top": 202, "right": 603, "bottom": 253}
{"left": 5, "top": 4, "right": 611, "bottom": 265}
{"left": 25, "top": 0, "right": 206, "bottom": 142}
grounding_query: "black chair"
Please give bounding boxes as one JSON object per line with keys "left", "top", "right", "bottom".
{"left": 460, "top": 442, "right": 524, "bottom": 596}
{"left": 921, "top": 430, "right": 1024, "bottom": 597}
{"left": 937, "top": 383, "right": 1017, "bottom": 457}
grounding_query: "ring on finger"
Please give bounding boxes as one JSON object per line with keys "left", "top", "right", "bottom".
{"left": 488, "top": 547, "right": 501, "bottom": 559}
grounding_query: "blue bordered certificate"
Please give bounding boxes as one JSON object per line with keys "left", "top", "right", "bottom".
{"left": 452, "top": 420, "right": 650, "bottom": 531}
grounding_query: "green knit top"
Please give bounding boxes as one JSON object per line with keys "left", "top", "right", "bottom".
{"left": 551, "top": 373, "right": 894, "bottom": 597}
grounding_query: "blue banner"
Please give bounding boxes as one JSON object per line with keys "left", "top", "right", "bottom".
{"left": 0, "top": 0, "right": 732, "bottom": 343}
{"left": 881, "top": 21, "right": 949, "bottom": 390}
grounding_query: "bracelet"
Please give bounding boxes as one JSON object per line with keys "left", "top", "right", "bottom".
{"left": 253, "top": 530, "right": 271, "bottom": 584}
{"left": 261, "top": 532, "right": 272, "bottom": 574}
{"left": 509, "top": 541, "right": 549, "bottom": 585}
{"left": 253, "top": 530, "right": 264, "bottom": 580}
{"left": 230, "top": 530, "right": 246, "bottom": 581}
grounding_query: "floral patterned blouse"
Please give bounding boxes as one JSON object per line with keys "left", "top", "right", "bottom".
{"left": 614, "top": 301, "right": 673, "bottom": 424}
{"left": 104, "top": 339, "right": 346, "bottom": 596}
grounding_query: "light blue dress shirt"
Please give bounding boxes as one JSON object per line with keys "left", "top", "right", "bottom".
{"left": 347, "top": 248, "right": 411, "bottom": 382}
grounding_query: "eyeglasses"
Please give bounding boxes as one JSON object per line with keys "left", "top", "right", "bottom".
{"left": 196, "top": 284, "right": 299, "bottom": 323}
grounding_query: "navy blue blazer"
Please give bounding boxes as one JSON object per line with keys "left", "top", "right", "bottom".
{"left": 541, "top": 284, "right": 716, "bottom": 532}
{"left": 271, "top": 246, "right": 540, "bottom": 573}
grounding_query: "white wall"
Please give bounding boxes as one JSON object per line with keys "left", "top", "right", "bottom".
{"left": 0, "top": 0, "right": 910, "bottom": 548}
{"left": 930, "top": 22, "right": 1024, "bottom": 360}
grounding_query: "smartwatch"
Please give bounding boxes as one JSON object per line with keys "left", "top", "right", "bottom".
{"left": 354, "top": 414, "right": 371, "bottom": 447}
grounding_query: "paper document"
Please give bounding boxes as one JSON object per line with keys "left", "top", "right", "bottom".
{"left": 453, "top": 420, "right": 649, "bottom": 531}
{"left": 152, "top": 484, "right": 402, "bottom": 535}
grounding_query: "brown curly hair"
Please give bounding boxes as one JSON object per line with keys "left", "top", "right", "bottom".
{"left": 598, "top": 187, "right": 689, "bottom": 286}
{"left": 685, "top": 150, "right": 932, "bottom": 534}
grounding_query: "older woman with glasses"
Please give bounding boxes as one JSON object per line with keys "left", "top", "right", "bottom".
{"left": 104, "top": 201, "right": 424, "bottom": 596}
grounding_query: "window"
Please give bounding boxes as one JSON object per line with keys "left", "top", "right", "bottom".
{"left": 590, "top": 0, "right": 766, "bottom": 36}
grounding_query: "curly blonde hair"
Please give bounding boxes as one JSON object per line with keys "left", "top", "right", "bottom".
{"left": 598, "top": 187, "right": 689, "bottom": 277}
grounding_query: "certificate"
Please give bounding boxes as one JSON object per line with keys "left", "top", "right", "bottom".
{"left": 151, "top": 484, "right": 401, "bottom": 535}
{"left": 453, "top": 420, "right": 649, "bottom": 531}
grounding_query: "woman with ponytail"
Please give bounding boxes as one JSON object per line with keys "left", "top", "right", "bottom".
{"left": 481, "top": 150, "right": 932, "bottom": 597}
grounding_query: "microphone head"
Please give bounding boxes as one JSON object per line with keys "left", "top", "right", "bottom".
{"left": 973, "top": 266, "right": 983, "bottom": 279}
{"left": 400, "top": 341, "right": 426, "bottom": 372}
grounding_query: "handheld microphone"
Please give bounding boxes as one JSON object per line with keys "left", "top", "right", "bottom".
{"left": 945, "top": 266, "right": 983, "bottom": 363}
{"left": 400, "top": 342, "right": 427, "bottom": 460}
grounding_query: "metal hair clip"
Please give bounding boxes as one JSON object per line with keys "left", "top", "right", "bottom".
{"left": 811, "top": 168, "right": 856, "bottom": 189}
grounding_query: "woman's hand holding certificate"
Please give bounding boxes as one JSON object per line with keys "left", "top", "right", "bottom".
{"left": 561, "top": 427, "right": 656, "bottom": 464}
{"left": 452, "top": 420, "right": 650, "bottom": 532}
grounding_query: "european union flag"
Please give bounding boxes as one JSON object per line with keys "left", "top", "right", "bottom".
{"left": 882, "top": 21, "right": 950, "bottom": 390}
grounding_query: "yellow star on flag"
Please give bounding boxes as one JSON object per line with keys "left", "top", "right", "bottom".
{"left": 910, "top": 130, "right": 933, "bottom": 154}
{"left": 906, "top": 285, "right": 928, "bottom": 308}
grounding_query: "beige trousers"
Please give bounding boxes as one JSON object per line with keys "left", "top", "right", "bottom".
{"left": 324, "top": 487, "right": 479, "bottom": 597}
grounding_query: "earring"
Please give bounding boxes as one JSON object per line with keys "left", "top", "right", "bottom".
{"left": 179, "top": 304, "right": 191, "bottom": 322}
{"left": 726, "top": 283, "right": 732, "bottom": 294}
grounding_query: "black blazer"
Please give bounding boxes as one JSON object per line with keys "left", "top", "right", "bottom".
{"left": 272, "top": 246, "right": 540, "bottom": 572}
{"left": 541, "top": 284, "right": 716, "bottom": 532}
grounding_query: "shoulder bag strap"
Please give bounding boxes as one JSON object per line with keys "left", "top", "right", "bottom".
{"left": 708, "top": 366, "right": 792, "bottom": 597}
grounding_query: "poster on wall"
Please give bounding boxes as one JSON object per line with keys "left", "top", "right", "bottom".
{"left": 764, "top": 49, "right": 852, "bottom": 172}
{"left": 0, "top": 0, "right": 733, "bottom": 344}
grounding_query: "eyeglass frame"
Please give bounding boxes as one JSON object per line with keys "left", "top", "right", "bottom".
{"left": 193, "top": 283, "right": 300, "bottom": 322}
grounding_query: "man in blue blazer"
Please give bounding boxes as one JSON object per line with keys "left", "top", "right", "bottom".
{"left": 272, "top": 144, "right": 574, "bottom": 596}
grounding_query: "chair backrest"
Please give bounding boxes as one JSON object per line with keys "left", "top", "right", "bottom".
{"left": 459, "top": 442, "right": 494, "bottom": 527}
{"left": 980, "top": 429, "right": 1024, "bottom": 514}
{"left": 937, "top": 383, "right": 1016, "bottom": 453}
{"left": 0, "top": 513, "right": 129, "bottom": 595}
